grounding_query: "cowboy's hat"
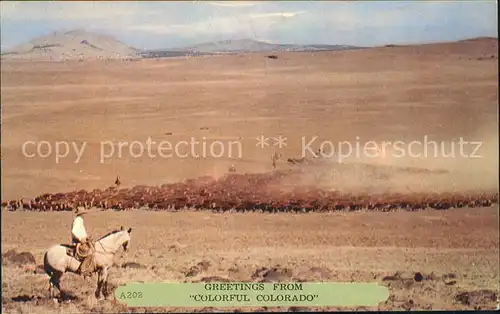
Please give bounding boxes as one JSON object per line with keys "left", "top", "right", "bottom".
{"left": 75, "top": 206, "right": 92, "bottom": 216}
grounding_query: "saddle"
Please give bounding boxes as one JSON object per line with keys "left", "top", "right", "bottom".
{"left": 65, "top": 240, "right": 96, "bottom": 277}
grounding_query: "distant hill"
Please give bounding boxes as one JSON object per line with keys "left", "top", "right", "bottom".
{"left": 1, "top": 30, "right": 140, "bottom": 61}
{"left": 457, "top": 36, "right": 498, "bottom": 43}
{"left": 3, "top": 31, "right": 495, "bottom": 61}
{"left": 140, "top": 38, "right": 362, "bottom": 58}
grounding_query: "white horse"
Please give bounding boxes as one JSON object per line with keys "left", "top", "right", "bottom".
{"left": 43, "top": 226, "right": 132, "bottom": 300}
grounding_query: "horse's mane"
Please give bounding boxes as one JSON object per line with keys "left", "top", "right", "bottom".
{"left": 97, "top": 229, "right": 122, "bottom": 241}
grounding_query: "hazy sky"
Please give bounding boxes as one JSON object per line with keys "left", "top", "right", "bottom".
{"left": 1, "top": 1, "right": 497, "bottom": 51}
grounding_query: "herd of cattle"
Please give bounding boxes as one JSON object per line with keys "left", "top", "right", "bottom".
{"left": 2, "top": 169, "right": 498, "bottom": 213}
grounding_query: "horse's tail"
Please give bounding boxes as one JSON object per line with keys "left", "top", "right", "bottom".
{"left": 43, "top": 251, "right": 53, "bottom": 277}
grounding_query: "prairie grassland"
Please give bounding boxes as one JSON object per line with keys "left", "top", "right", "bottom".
{"left": 1, "top": 38, "right": 499, "bottom": 312}
{"left": 1, "top": 208, "right": 499, "bottom": 312}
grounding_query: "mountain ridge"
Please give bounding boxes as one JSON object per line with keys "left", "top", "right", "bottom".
{"left": 1, "top": 30, "right": 497, "bottom": 61}
{"left": 1, "top": 29, "right": 140, "bottom": 61}
{"left": 140, "top": 38, "right": 363, "bottom": 58}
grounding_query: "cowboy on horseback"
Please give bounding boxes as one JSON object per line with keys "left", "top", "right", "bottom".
{"left": 70, "top": 207, "right": 96, "bottom": 277}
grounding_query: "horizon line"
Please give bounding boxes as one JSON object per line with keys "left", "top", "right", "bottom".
{"left": 1, "top": 28, "right": 498, "bottom": 53}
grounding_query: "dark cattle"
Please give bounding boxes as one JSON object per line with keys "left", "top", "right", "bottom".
{"left": 4, "top": 170, "right": 498, "bottom": 213}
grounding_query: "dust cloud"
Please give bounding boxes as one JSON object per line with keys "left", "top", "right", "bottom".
{"left": 282, "top": 126, "right": 498, "bottom": 196}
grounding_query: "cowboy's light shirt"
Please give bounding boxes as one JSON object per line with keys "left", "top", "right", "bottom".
{"left": 71, "top": 216, "right": 88, "bottom": 242}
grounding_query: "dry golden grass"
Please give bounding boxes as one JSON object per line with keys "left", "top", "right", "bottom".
{"left": 1, "top": 38, "right": 499, "bottom": 312}
{"left": 1, "top": 39, "right": 498, "bottom": 199}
